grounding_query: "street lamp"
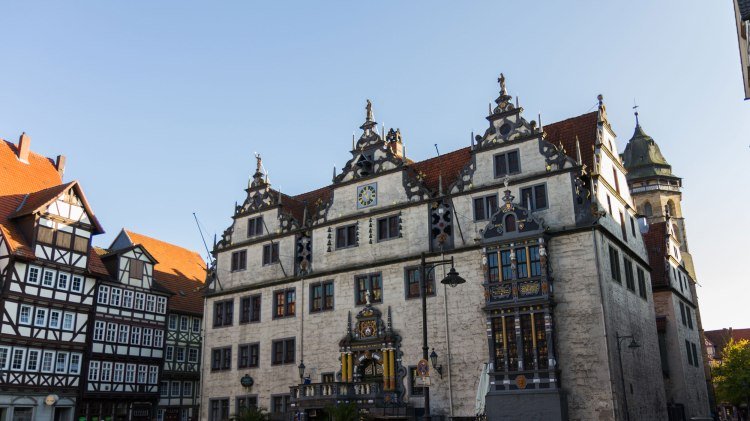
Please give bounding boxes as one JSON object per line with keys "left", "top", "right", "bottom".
{"left": 420, "top": 253, "right": 466, "bottom": 421}
{"left": 615, "top": 332, "right": 641, "bottom": 421}
{"left": 429, "top": 349, "right": 443, "bottom": 379}
{"left": 298, "top": 361, "right": 306, "bottom": 381}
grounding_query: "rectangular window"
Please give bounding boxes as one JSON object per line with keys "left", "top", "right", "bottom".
{"left": 34, "top": 308, "right": 48, "bottom": 327}
{"left": 146, "top": 295, "right": 156, "bottom": 312}
{"left": 335, "top": 224, "right": 358, "bottom": 249}
{"left": 41, "top": 351, "right": 54, "bottom": 372}
{"left": 637, "top": 268, "right": 647, "bottom": 299}
{"left": 156, "top": 296, "right": 167, "bottom": 314}
{"left": 27, "top": 266, "right": 40, "bottom": 284}
{"left": 192, "top": 318, "right": 201, "bottom": 333}
{"left": 11, "top": 348, "right": 25, "bottom": 371}
{"left": 0, "top": 347, "right": 9, "bottom": 370}
{"left": 131, "top": 326, "right": 142, "bottom": 345}
{"left": 609, "top": 246, "right": 621, "bottom": 283}
{"left": 500, "top": 250, "right": 512, "bottom": 281}
{"left": 487, "top": 252, "right": 499, "bottom": 283}
{"left": 55, "top": 352, "right": 68, "bottom": 373}
{"left": 48, "top": 310, "right": 61, "bottom": 329}
{"left": 213, "top": 300, "right": 234, "bottom": 327}
{"left": 211, "top": 347, "right": 232, "bottom": 371}
{"left": 274, "top": 289, "right": 296, "bottom": 318}
{"left": 55, "top": 230, "right": 72, "bottom": 249}
{"left": 166, "top": 346, "right": 174, "bottom": 361}
{"left": 169, "top": 315, "right": 178, "bottom": 330}
{"left": 630, "top": 216, "right": 637, "bottom": 237}
{"left": 171, "top": 381, "right": 181, "bottom": 397}
{"left": 679, "top": 301, "right": 687, "bottom": 326}
{"left": 405, "top": 267, "right": 435, "bottom": 299}
{"left": 19, "top": 305, "right": 32, "bottom": 325}
{"left": 42, "top": 269, "right": 55, "bottom": 287}
{"left": 71, "top": 275, "right": 84, "bottom": 293}
{"left": 238, "top": 343, "right": 260, "bottom": 368}
{"left": 106, "top": 323, "right": 117, "bottom": 342}
{"left": 130, "top": 259, "right": 144, "bottom": 279}
{"left": 473, "top": 194, "right": 498, "bottom": 221}
{"left": 624, "top": 258, "right": 635, "bottom": 291}
{"left": 94, "top": 321, "right": 105, "bottom": 341}
{"left": 88, "top": 361, "right": 100, "bottom": 381}
{"left": 236, "top": 396, "right": 258, "bottom": 414}
{"left": 516, "top": 248, "right": 528, "bottom": 278}
{"left": 143, "top": 328, "right": 153, "bottom": 347}
{"left": 62, "top": 313, "right": 74, "bottom": 330}
{"left": 240, "top": 295, "right": 262, "bottom": 323}
{"left": 685, "top": 340, "right": 693, "bottom": 366}
{"left": 620, "top": 212, "right": 628, "bottom": 241}
{"left": 100, "top": 361, "right": 111, "bottom": 381}
{"left": 691, "top": 343, "right": 699, "bottom": 367}
{"left": 98, "top": 285, "right": 110, "bottom": 305}
{"left": 409, "top": 366, "right": 425, "bottom": 396}
{"left": 686, "top": 305, "right": 694, "bottom": 330}
{"left": 73, "top": 235, "right": 88, "bottom": 253}
{"left": 110, "top": 288, "right": 122, "bottom": 307}
{"left": 135, "top": 292, "right": 145, "bottom": 310}
{"left": 310, "top": 281, "right": 335, "bottom": 312}
{"left": 188, "top": 348, "right": 199, "bottom": 363}
{"left": 154, "top": 329, "right": 164, "bottom": 348}
{"left": 613, "top": 168, "right": 620, "bottom": 193}
{"left": 125, "top": 364, "right": 136, "bottom": 383}
{"left": 118, "top": 325, "right": 130, "bottom": 344}
{"left": 272, "top": 338, "right": 295, "bottom": 365}
{"left": 37, "top": 226, "right": 54, "bottom": 244}
{"left": 355, "top": 273, "right": 382, "bottom": 305}
{"left": 231, "top": 250, "right": 247, "bottom": 272}
{"left": 160, "top": 381, "right": 169, "bottom": 397}
{"left": 113, "top": 362, "right": 124, "bottom": 382}
{"left": 122, "top": 290, "right": 133, "bottom": 308}
{"left": 70, "top": 354, "right": 82, "bottom": 375}
{"left": 26, "top": 349, "right": 40, "bottom": 371}
{"left": 494, "top": 150, "right": 521, "bottom": 177}
{"left": 57, "top": 272, "right": 69, "bottom": 290}
{"left": 247, "top": 216, "right": 263, "bottom": 237}
{"left": 377, "top": 215, "right": 400, "bottom": 241}
{"left": 177, "top": 347, "right": 186, "bottom": 362}
{"left": 262, "top": 243, "right": 280, "bottom": 265}
{"left": 183, "top": 381, "right": 193, "bottom": 397}
{"left": 520, "top": 184, "right": 548, "bottom": 210}
{"left": 137, "top": 364, "right": 147, "bottom": 384}
{"left": 180, "top": 316, "right": 189, "bottom": 331}
{"left": 210, "top": 399, "right": 230, "bottom": 421}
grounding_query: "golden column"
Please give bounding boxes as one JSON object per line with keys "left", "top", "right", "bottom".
{"left": 341, "top": 352, "right": 347, "bottom": 383}
{"left": 346, "top": 352, "right": 353, "bottom": 383}
{"left": 388, "top": 348, "right": 396, "bottom": 390}
{"left": 382, "top": 349, "right": 390, "bottom": 390}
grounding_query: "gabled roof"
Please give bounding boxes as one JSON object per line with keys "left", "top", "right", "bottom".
{"left": 10, "top": 180, "right": 105, "bottom": 234}
{"left": 543, "top": 111, "right": 599, "bottom": 170}
{"left": 410, "top": 147, "right": 472, "bottom": 192}
{"left": 122, "top": 230, "right": 206, "bottom": 315}
{"left": 705, "top": 328, "right": 750, "bottom": 357}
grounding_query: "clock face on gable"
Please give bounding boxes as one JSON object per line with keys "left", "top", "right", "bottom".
{"left": 357, "top": 183, "right": 377, "bottom": 209}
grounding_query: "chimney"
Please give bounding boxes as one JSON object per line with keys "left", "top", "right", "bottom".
{"left": 55, "top": 155, "right": 66, "bottom": 177}
{"left": 17, "top": 132, "right": 31, "bottom": 163}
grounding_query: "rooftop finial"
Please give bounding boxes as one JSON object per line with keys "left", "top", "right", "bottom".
{"left": 633, "top": 99, "right": 640, "bottom": 127}
{"left": 255, "top": 152, "right": 262, "bottom": 174}
{"left": 498, "top": 73, "right": 507, "bottom": 95}
{"left": 250, "top": 152, "right": 266, "bottom": 188}
{"left": 597, "top": 94, "right": 608, "bottom": 123}
{"left": 366, "top": 99, "right": 374, "bottom": 122}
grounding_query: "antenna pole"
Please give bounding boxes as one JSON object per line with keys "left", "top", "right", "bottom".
{"left": 193, "top": 212, "right": 213, "bottom": 263}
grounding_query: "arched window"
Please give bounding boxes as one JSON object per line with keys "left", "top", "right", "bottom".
{"left": 667, "top": 200, "right": 676, "bottom": 217}
{"left": 505, "top": 214, "right": 517, "bottom": 232}
{"left": 643, "top": 202, "right": 653, "bottom": 217}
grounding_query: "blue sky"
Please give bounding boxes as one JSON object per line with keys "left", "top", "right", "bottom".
{"left": 1, "top": 1, "right": 747, "bottom": 330}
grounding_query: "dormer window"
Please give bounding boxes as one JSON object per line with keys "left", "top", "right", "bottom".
{"left": 36, "top": 224, "right": 89, "bottom": 253}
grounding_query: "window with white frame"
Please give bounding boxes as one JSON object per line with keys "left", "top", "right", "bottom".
{"left": 98, "top": 285, "right": 110, "bottom": 305}
{"left": 180, "top": 316, "right": 189, "bottom": 331}
{"left": 131, "top": 327, "right": 142, "bottom": 345}
{"left": 62, "top": 313, "right": 74, "bottom": 331}
{"left": 113, "top": 362, "right": 124, "bottom": 382}
{"left": 27, "top": 266, "right": 40, "bottom": 284}
{"left": 188, "top": 348, "right": 199, "bottom": 363}
{"left": 183, "top": 381, "right": 193, "bottom": 397}
{"left": 156, "top": 297, "right": 167, "bottom": 314}
{"left": 165, "top": 346, "right": 174, "bottom": 361}
{"left": 34, "top": 308, "right": 48, "bottom": 327}
{"left": 168, "top": 315, "right": 178, "bottom": 330}
{"left": 94, "top": 321, "right": 105, "bottom": 341}
{"left": 100, "top": 361, "right": 112, "bottom": 381}
{"left": 135, "top": 292, "right": 145, "bottom": 310}
{"left": 0, "top": 347, "right": 8, "bottom": 370}
{"left": 137, "top": 364, "right": 147, "bottom": 384}
{"left": 55, "top": 352, "right": 68, "bottom": 373}
{"left": 148, "top": 365, "right": 159, "bottom": 384}
{"left": 176, "top": 347, "right": 186, "bottom": 362}
{"left": 19, "top": 305, "right": 32, "bottom": 325}
{"left": 26, "top": 349, "right": 40, "bottom": 371}
{"left": 154, "top": 330, "right": 164, "bottom": 348}
{"left": 88, "top": 361, "right": 100, "bottom": 381}
{"left": 122, "top": 290, "right": 133, "bottom": 308}
{"left": 48, "top": 310, "right": 61, "bottom": 329}
{"left": 69, "top": 354, "right": 82, "bottom": 375}
{"left": 118, "top": 325, "right": 130, "bottom": 343}
{"left": 10, "top": 348, "right": 25, "bottom": 371}
{"left": 192, "top": 318, "right": 201, "bottom": 333}
{"left": 57, "top": 273, "right": 69, "bottom": 290}
{"left": 42, "top": 269, "right": 55, "bottom": 287}
{"left": 125, "top": 364, "right": 135, "bottom": 383}
{"left": 111, "top": 288, "right": 122, "bottom": 307}
{"left": 106, "top": 323, "right": 117, "bottom": 342}
{"left": 41, "top": 351, "right": 54, "bottom": 372}
{"left": 171, "top": 381, "right": 181, "bottom": 396}
{"left": 146, "top": 295, "right": 156, "bottom": 313}
{"left": 71, "top": 275, "right": 84, "bottom": 293}
{"left": 160, "top": 381, "right": 169, "bottom": 397}
{"left": 143, "top": 328, "right": 153, "bottom": 347}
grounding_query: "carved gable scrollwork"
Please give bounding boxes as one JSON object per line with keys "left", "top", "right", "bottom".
{"left": 402, "top": 167, "right": 431, "bottom": 201}
{"left": 482, "top": 182, "right": 546, "bottom": 243}
{"left": 430, "top": 198, "right": 454, "bottom": 251}
{"left": 295, "top": 230, "right": 312, "bottom": 276}
{"left": 450, "top": 156, "right": 477, "bottom": 194}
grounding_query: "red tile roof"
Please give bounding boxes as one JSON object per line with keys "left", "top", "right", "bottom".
{"left": 643, "top": 222, "right": 669, "bottom": 287}
{"left": 705, "top": 328, "right": 750, "bottom": 358}
{"left": 124, "top": 230, "right": 206, "bottom": 315}
{"left": 410, "top": 147, "right": 472, "bottom": 193}
{"left": 543, "top": 111, "right": 599, "bottom": 169}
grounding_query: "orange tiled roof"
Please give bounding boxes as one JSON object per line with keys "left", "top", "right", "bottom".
{"left": 543, "top": 111, "right": 599, "bottom": 169}
{"left": 124, "top": 230, "right": 206, "bottom": 315}
{"left": 0, "top": 138, "right": 63, "bottom": 257}
{"left": 410, "top": 146, "right": 472, "bottom": 192}
{"left": 705, "top": 328, "right": 750, "bottom": 357}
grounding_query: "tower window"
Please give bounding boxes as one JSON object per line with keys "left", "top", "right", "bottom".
{"left": 643, "top": 202, "right": 653, "bottom": 217}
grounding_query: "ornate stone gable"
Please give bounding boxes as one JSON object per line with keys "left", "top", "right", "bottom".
{"left": 482, "top": 179, "right": 546, "bottom": 244}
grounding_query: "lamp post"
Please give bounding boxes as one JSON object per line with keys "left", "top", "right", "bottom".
{"left": 615, "top": 332, "right": 640, "bottom": 421}
{"left": 420, "top": 252, "right": 466, "bottom": 421}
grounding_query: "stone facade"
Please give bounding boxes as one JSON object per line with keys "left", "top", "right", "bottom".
{"left": 201, "top": 76, "right": 670, "bottom": 420}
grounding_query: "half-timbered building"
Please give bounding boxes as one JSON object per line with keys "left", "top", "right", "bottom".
{"left": 79, "top": 235, "right": 171, "bottom": 420}
{"left": 115, "top": 230, "right": 206, "bottom": 421}
{"left": 199, "top": 75, "right": 707, "bottom": 420}
{"left": 0, "top": 133, "right": 106, "bottom": 421}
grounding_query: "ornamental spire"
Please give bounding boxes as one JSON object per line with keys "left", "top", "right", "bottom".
{"left": 249, "top": 152, "right": 267, "bottom": 189}
{"left": 492, "top": 72, "right": 515, "bottom": 114}
{"left": 360, "top": 99, "right": 378, "bottom": 132}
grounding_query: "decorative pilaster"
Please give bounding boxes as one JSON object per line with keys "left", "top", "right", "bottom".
{"left": 382, "top": 349, "right": 390, "bottom": 390}
{"left": 388, "top": 349, "right": 396, "bottom": 390}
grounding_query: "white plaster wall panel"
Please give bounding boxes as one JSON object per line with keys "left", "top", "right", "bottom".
{"left": 471, "top": 139, "right": 550, "bottom": 189}
{"left": 327, "top": 172, "right": 408, "bottom": 218}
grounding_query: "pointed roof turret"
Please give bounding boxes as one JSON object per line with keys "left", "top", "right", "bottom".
{"left": 621, "top": 113, "right": 676, "bottom": 181}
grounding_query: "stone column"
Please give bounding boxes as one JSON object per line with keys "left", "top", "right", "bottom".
{"left": 346, "top": 353, "right": 353, "bottom": 383}
{"left": 341, "top": 352, "right": 347, "bottom": 382}
{"left": 382, "top": 349, "right": 390, "bottom": 390}
{"left": 388, "top": 348, "right": 396, "bottom": 390}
